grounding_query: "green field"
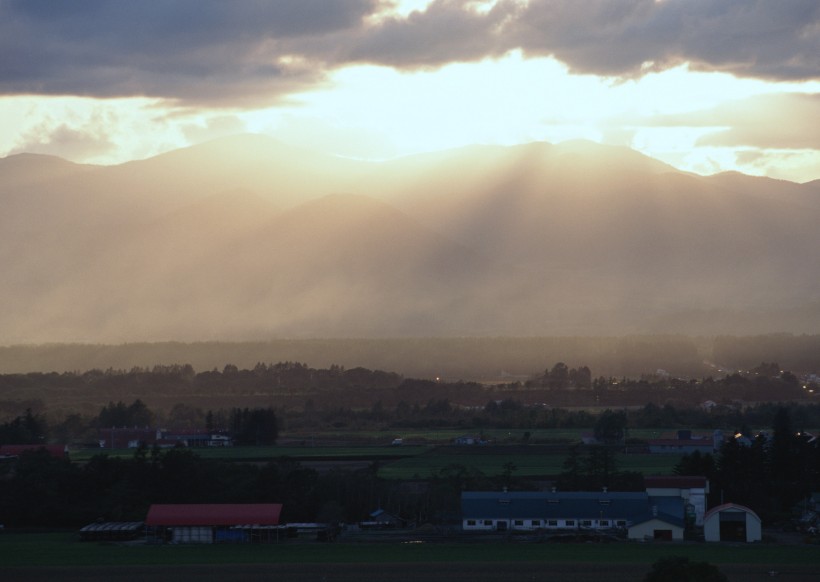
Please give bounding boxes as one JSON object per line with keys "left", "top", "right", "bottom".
{"left": 1, "top": 532, "right": 818, "bottom": 569}
{"left": 68, "top": 443, "right": 682, "bottom": 480}
{"left": 377, "top": 450, "right": 681, "bottom": 479}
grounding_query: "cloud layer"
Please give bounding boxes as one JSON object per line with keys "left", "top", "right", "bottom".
{"left": 2, "top": 0, "right": 818, "bottom": 105}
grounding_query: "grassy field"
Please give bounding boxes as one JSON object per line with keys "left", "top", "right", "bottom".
{"left": 68, "top": 443, "right": 681, "bottom": 479}
{"left": 281, "top": 427, "right": 676, "bottom": 444}
{"left": 1, "top": 532, "right": 818, "bottom": 568}
{"left": 377, "top": 450, "right": 681, "bottom": 479}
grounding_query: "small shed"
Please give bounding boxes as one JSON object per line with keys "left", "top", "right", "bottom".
{"left": 79, "top": 521, "right": 144, "bottom": 542}
{"left": 145, "top": 503, "right": 283, "bottom": 544}
{"left": 703, "top": 503, "right": 761, "bottom": 543}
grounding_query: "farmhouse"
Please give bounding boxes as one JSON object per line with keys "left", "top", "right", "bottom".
{"left": 648, "top": 429, "right": 722, "bottom": 454}
{"left": 98, "top": 427, "right": 232, "bottom": 449}
{"left": 461, "top": 491, "right": 685, "bottom": 540}
{"left": 703, "top": 503, "right": 762, "bottom": 543}
{"left": 145, "top": 503, "right": 283, "bottom": 544}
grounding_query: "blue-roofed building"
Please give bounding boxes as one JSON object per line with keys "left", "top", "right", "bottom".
{"left": 461, "top": 490, "right": 685, "bottom": 540}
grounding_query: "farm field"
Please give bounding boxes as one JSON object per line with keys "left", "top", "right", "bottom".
{"left": 281, "top": 427, "right": 678, "bottom": 444}
{"left": 377, "top": 447, "right": 682, "bottom": 479}
{"left": 67, "top": 442, "right": 681, "bottom": 478}
{"left": 1, "top": 532, "right": 818, "bottom": 582}
{"left": 68, "top": 442, "right": 682, "bottom": 478}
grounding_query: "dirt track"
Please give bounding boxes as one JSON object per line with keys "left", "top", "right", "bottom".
{"left": 5, "top": 562, "right": 819, "bottom": 582}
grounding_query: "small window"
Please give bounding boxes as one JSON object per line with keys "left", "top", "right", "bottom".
{"left": 547, "top": 520, "right": 558, "bottom": 527}
{"left": 531, "top": 519, "right": 541, "bottom": 526}
{"left": 580, "top": 520, "right": 592, "bottom": 527}
{"left": 616, "top": 520, "right": 626, "bottom": 527}
{"left": 565, "top": 520, "right": 575, "bottom": 527}
{"left": 600, "top": 520, "right": 610, "bottom": 527}
{"left": 467, "top": 520, "right": 476, "bottom": 526}
{"left": 484, "top": 520, "right": 493, "bottom": 526}
{"left": 514, "top": 520, "right": 524, "bottom": 526}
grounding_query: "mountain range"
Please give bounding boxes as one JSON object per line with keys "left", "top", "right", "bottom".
{"left": 2, "top": 134, "right": 819, "bottom": 343}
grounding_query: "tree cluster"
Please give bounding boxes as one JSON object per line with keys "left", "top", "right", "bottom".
{"left": 674, "top": 407, "right": 820, "bottom": 523}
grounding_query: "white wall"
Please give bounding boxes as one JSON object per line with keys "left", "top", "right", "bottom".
{"left": 627, "top": 519, "right": 684, "bottom": 541}
{"left": 172, "top": 526, "right": 213, "bottom": 543}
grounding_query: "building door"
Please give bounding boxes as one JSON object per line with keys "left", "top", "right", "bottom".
{"left": 496, "top": 520, "right": 508, "bottom": 531}
{"left": 719, "top": 513, "right": 747, "bottom": 542}
{"left": 653, "top": 529, "right": 673, "bottom": 541}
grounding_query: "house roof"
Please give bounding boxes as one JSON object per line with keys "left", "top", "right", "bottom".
{"left": 145, "top": 504, "right": 282, "bottom": 526}
{"left": 703, "top": 503, "right": 760, "bottom": 523}
{"left": 461, "top": 491, "right": 682, "bottom": 524}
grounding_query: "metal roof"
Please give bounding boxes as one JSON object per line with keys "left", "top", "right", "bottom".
{"left": 703, "top": 503, "right": 760, "bottom": 523}
{"left": 461, "top": 491, "right": 684, "bottom": 527}
{"left": 145, "top": 504, "right": 282, "bottom": 526}
{"left": 80, "top": 522, "right": 144, "bottom": 533}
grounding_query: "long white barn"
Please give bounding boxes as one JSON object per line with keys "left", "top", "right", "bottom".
{"left": 461, "top": 491, "right": 685, "bottom": 541}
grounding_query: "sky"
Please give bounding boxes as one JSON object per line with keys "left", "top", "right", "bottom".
{"left": 1, "top": 0, "right": 819, "bottom": 182}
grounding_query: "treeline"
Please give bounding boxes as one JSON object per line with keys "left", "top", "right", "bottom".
{"left": 675, "top": 408, "right": 820, "bottom": 524}
{"left": 0, "top": 446, "right": 514, "bottom": 528}
{"left": 0, "top": 401, "right": 279, "bottom": 447}
{"left": 4, "top": 396, "right": 820, "bottom": 451}
{"left": 4, "top": 335, "right": 820, "bottom": 380}
{"left": 0, "top": 359, "right": 814, "bottom": 428}
{"left": 0, "top": 336, "right": 711, "bottom": 379}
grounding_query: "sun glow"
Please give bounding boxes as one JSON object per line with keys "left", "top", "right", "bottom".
{"left": 3, "top": 44, "right": 819, "bottom": 181}
{"left": 242, "top": 51, "right": 820, "bottom": 182}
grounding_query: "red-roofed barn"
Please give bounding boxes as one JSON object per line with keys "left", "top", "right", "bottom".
{"left": 145, "top": 503, "right": 283, "bottom": 544}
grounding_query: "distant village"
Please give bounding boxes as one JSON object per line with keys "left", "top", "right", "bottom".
{"left": 1, "top": 361, "right": 818, "bottom": 548}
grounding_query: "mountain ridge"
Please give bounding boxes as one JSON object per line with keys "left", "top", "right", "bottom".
{"left": 2, "top": 134, "right": 819, "bottom": 342}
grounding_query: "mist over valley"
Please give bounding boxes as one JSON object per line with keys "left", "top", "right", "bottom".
{"left": 3, "top": 134, "right": 820, "bottom": 344}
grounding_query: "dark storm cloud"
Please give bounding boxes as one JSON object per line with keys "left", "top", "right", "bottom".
{"left": 0, "top": 0, "right": 381, "bottom": 105}
{"left": 351, "top": 0, "right": 820, "bottom": 80}
{"left": 508, "top": 0, "right": 820, "bottom": 80}
{"left": 1, "top": 0, "right": 818, "bottom": 106}
{"left": 344, "top": 0, "right": 523, "bottom": 67}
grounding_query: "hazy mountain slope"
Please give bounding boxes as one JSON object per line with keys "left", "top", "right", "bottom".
{"left": 2, "top": 135, "right": 820, "bottom": 341}
{"left": 0, "top": 192, "right": 485, "bottom": 341}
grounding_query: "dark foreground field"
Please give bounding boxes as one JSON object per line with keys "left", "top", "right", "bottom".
{"left": 2, "top": 533, "right": 818, "bottom": 582}
{"left": 7, "top": 561, "right": 820, "bottom": 582}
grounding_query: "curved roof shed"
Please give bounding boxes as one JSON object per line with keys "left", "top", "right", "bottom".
{"left": 703, "top": 503, "right": 761, "bottom": 543}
